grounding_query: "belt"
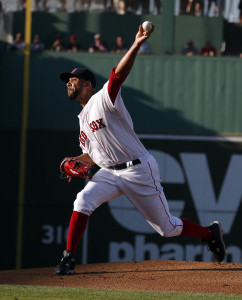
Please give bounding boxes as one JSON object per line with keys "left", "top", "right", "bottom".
{"left": 109, "top": 159, "right": 141, "bottom": 171}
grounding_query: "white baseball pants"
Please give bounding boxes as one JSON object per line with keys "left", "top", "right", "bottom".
{"left": 73, "top": 153, "right": 183, "bottom": 237}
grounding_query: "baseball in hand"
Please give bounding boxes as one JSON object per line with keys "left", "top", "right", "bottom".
{"left": 142, "top": 21, "right": 153, "bottom": 33}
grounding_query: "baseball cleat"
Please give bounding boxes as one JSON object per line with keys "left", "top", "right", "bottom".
{"left": 54, "top": 250, "right": 75, "bottom": 275}
{"left": 202, "top": 221, "right": 226, "bottom": 263}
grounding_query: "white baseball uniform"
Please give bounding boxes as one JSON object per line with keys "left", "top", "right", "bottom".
{"left": 73, "top": 69, "right": 183, "bottom": 237}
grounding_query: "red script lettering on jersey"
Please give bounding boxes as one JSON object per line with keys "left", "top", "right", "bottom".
{"left": 90, "top": 118, "right": 106, "bottom": 133}
{"left": 79, "top": 131, "right": 87, "bottom": 147}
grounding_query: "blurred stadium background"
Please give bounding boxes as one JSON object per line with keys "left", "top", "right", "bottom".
{"left": 0, "top": 0, "right": 241, "bottom": 271}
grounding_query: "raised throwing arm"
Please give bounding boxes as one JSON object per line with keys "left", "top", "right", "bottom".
{"left": 115, "top": 24, "right": 154, "bottom": 77}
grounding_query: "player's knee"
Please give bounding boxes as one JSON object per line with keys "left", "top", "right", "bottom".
{"left": 73, "top": 196, "right": 93, "bottom": 216}
{"left": 161, "top": 223, "right": 183, "bottom": 237}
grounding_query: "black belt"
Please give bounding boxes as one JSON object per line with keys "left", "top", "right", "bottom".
{"left": 109, "top": 159, "right": 141, "bottom": 171}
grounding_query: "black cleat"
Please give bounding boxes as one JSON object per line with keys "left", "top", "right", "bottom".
{"left": 202, "top": 221, "right": 226, "bottom": 263}
{"left": 55, "top": 250, "right": 75, "bottom": 275}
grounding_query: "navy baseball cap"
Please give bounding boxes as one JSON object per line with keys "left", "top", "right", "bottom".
{"left": 60, "top": 68, "right": 96, "bottom": 88}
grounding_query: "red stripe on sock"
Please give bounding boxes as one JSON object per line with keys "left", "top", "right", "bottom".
{"left": 180, "top": 218, "right": 212, "bottom": 240}
{"left": 66, "top": 211, "right": 89, "bottom": 253}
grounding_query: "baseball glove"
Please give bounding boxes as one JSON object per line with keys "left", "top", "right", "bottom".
{"left": 60, "top": 157, "right": 97, "bottom": 182}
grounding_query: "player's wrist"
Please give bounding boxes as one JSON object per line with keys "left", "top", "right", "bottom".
{"left": 131, "top": 41, "right": 141, "bottom": 53}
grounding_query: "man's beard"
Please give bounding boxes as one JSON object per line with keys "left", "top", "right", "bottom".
{"left": 68, "top": 85, "right": 82, "bottom": 100}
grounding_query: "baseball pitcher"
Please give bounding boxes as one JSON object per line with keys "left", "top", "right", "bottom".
{"left": 55, "top": 23, "right": 226, "bottom": 275}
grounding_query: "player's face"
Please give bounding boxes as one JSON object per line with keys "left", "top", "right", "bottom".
{"left": 67, "top": 77, "right": 85, "bottom": 100}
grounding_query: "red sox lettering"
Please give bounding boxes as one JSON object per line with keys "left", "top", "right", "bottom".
{"left": 89, "top": 118, "right": 106, "bottom": 133}
{"left": 79, "top": 131, "right": 87, "bottom": 147}
{"left": 79, "top": 118, "right": 106, "bottom": 146}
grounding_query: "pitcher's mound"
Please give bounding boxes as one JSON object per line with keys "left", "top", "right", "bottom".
{"left": 0, "top": 260, "right": 241, "bottom": 294}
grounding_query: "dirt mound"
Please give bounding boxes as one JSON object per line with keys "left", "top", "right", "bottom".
{"left": 0, "top": 260, "right": 242, "bottom": 294}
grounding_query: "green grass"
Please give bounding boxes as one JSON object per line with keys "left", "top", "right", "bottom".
{"left": 0, "top": 285, "right": 241, "bottom": 300}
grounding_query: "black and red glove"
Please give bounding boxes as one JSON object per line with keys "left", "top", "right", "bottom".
{"left": 60, "top": 157, "right": 97, "bottom": 182}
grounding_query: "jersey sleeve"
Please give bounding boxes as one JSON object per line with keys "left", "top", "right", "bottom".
{"left": 108, "top": 68, "right": 128, "bottom": 104}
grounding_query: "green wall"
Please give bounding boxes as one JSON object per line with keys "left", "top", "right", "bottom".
{"left": 1, "top": 52, "right": 242, "bottom": 134}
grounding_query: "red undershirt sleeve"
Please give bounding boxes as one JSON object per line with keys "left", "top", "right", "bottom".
{"left": 108, "top": 68, "right": 128, "bottom": 104}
